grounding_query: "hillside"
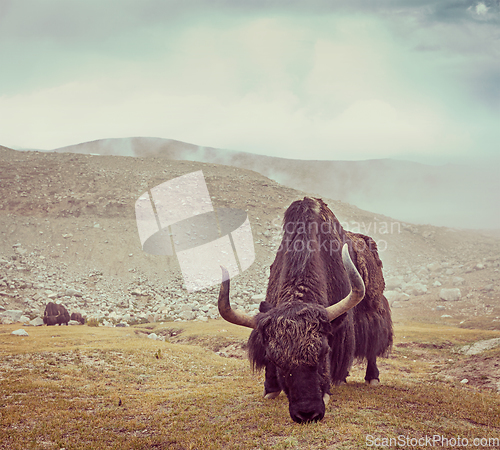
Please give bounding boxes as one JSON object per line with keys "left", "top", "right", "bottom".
{"left": 0, "top": 145, "right": 499, "bottom": 331}
{"left": 1, "top": 144, "right": 500, "bottom": 449}
{"left": 53, "top": 137, "right": 500, "bottom": 229}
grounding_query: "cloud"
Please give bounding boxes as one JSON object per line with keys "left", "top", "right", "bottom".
{"left": 475, "top": 2, "right": 489, "bottom": 15}
{"left": 0, "top": 2, "right": 498, "bottom": 163}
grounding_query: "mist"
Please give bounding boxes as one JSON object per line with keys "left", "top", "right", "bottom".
{"left": 53, "top": 137, "right": 500, "bottom": 230}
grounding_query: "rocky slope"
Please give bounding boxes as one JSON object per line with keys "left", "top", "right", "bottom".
{"left": 1, "top": 146, "right": 499, "bottom": 329}
{"left": 54, "top": 136, "right": 500, "bottom": 229}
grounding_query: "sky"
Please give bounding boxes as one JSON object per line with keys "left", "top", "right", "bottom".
{"left": 0, "top": 0, "right": 498, "bottom": 164}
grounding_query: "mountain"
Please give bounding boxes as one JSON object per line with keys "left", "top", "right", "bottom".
{"left": 53, "top": 137, "right": 500, "bottom": 230}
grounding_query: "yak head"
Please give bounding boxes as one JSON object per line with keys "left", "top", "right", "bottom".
{"left": 249, "top": 301, "right": 334, "bottom": 423}
{"left": 218, "top": 244, "right": 364, "bottom": 424}
{"left": 43, "top": 315, "right": 59, "bottom": 326}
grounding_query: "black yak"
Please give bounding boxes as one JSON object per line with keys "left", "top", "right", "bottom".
{"left": 218, "top": 197, "right": 393, "bottom": 423}
{"left": 43, "top": 302, "right": 70, "bottom": 326}
{"left": 70, "top": 312, "right": 85, "bottom": 325}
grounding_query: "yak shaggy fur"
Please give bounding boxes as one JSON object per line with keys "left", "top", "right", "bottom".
{"left": 249, "top": 197, "right": 393, "bottom": 386}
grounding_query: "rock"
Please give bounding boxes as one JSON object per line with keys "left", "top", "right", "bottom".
{"left": 439, "top": 288, "right": 461, "bottom": 301}
{"left": 178, "top": 310, "right": 195, "bottom": 321}
{"left": 460, "top": 379, "right": 469, "bottom": 384}
{"left": 65, "top": 288, "right": 83, "bottom": 297}
{"left": 436, "top": 305, "right": 446, "bottom": 311}
{"left": 385, "top": 291, "right": 410, "bottom": 303}
{"left": 29, "top": 317, "right": 44, "bottom": 326}
{"left": 147, "top": 333, "right": 159, "bottom": 340}
{"left": 68, "top": 320, "right": 81, "bottom": 325}
{"left": 179, "top": 304, "right": 194, "bottom": 312}
{"left": 251, "top": 294, "right": 265, "bottom": 303}
{"left": 385, "top": 276, "right": 404, "bottom": 290}
{"left": 452, "top": 277, "right": 464, "bottom": 286}
{"left": 432, "top": 280, "right": 442, "bottom": 287}
{"left": 0, "top": 310, "right": 23, "bottom": 322}
{"left": 475, "top": 263, "right": 485, "bottom": 270}
{"left": 483, "top": 284, "right": 494, "bottom": 292}
{"left": 461, "top": 338, "right": 500, "bottom": 356}
{"left": 426, "top": 262, "right": 442, "bottom": 272}
{"left": 404, "top": 283, "right": 427, "bottom": 296}
{"left": 441, "top": 314, "right": 452, "bottom": 318}
{"left": 11, "top": 329, "right": 29, "bottom": 336}
{"left": 19, "top": 315, "right": 30, "bottom": 323}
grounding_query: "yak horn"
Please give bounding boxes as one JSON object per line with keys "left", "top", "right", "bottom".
{"left": 218, "top": 266, "right": 257, "bottom": 329}
{"left": 325, "top": 244, "right": 365, "bottom": 321}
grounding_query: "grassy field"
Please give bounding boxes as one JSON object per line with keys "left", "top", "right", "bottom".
{"left": 0, "top": 321, "right": 499, "bottom": 450}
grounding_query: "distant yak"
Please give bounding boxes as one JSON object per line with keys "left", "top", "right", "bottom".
{"left": 218, "top": 197, "right": 393, "bottom": 423}
{"left": 43, "top": 302, "right": 70, "bottom": 326}
{"left": 70, "top": 312, "right": 85, "bottom": 325}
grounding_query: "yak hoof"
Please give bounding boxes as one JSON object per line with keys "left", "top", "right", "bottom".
{"left": 365, "top": 379, "right": 380, "bottom": 386}
{"left": 264, "top": 390, "right": 281, "bottom": 399}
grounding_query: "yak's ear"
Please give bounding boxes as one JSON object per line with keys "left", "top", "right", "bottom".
{"left": 259, "top": 301, "right": 274, "bottom": 313}
{"left": 248, "top": 312, "right": 273, "bottom": 372}
{"left": 248, "top": 327, "right": 267, "bottom": 372}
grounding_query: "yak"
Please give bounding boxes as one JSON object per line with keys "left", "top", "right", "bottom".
{"left": 43, "top": 302, "right": 70, "bottom": 326}
{"left": 218, "top": 197, "right": 393, "bottom": 423}
{"left": 70, "top": 312, "right": 85, "bottom": 325}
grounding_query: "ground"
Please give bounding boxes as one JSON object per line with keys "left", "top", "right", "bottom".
{"left": 0, "top": 145, "right": 499, "bottom": 449}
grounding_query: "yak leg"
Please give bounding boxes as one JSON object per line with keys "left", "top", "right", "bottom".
{"left": 364, "top": 357, "right": 380, "bottom": 386}
{"left": 263, "top": 362, "right": 281, "bottom": 399}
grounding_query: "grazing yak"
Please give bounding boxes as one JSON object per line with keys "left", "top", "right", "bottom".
{"left": 70, "top": 312, "right": 85, "bottom": 325}
{"left": 43, "top": 302, "right": 70, "bottom": 326}
{"left": 218, "top": 197, "right": 393, "bottom": 423}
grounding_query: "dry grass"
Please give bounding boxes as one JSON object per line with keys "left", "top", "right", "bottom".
{"left": 0, "top": 321, "right": 499, "bottom": 450}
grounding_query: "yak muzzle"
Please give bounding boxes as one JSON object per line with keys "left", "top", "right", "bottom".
{"left": 289, "top": 400, "right": 325, "bottom": 424}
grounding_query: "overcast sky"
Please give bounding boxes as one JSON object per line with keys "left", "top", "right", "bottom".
{"left": 0, "top": 0, "right": 498, "bottom": 164}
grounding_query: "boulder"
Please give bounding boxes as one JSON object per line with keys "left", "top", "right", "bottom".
{"left": 439, "top": 288, "right": 461, "bottom": 302}
{"left": 404, "top": 283, "right": 427, "bottom": 296}
{"left": 251, "top": 294, "right": 266, "bottom": 303}
{"left": 29, "top": 317, "right": 44, "bottom": 326}
{"left": 461, "top": 338, "right": 500, "bottom": 356}
{"left": 11, "top": 329, "right": 29, "bottom": 336}
{"left": 426, "top": 262, "right": 442, "bottom": 272}
{"left": 65, "top": 288, "right": 83, "bottom": 297}
{"left": 385, "top": 291, "right": 410, "bottom": 304}
{"left": 0, "top": 310, "right": 24, "bottom": 322}
{"left": 385, "top": 276, "right": 404, "bottom": 291}
{"left": 178, "top": 310, "right": 195, "bottom": 321}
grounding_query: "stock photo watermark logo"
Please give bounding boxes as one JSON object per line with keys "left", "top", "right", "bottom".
{"left": 135, "top": 171, "right": 255, "bottom": 292}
